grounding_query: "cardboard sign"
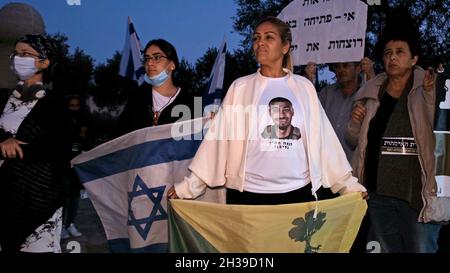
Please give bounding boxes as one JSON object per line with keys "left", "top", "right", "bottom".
{"left": 278, "top": 0, "right": 368, "bottom": 65}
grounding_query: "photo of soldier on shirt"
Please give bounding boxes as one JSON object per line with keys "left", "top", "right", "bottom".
{"left": 261, "top": 97, "right": 301, "bottom": 140}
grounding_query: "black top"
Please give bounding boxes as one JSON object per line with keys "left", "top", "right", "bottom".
{"left": 114, "top": 82, "right": 199, "bottom": 137}
{"left": 365, "top": 91, "right": 398, "bottom": 191}
{"left": 364, "top": 77, "right": 422, "bottom": 211}
{"left": 0, "top": 87, "right": 71, "bottom": 252}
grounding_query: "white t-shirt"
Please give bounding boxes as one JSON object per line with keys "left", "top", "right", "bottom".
{"left": 244, "top": 75, "right": 310, "bottom": 193}
{"left": 152, "top": 88, "right": 181, "bottom": 113}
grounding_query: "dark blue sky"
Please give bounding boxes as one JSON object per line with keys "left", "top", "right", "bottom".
{"left": 1, "top": 0, "right": 242, "bottom": 65}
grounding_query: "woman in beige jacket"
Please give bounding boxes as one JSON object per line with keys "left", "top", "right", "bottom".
{"left": 168, "top": 17, "right": 366, "bottom": 205}
{"left": 346, "top": 13, "right": 445, "bottom": 252}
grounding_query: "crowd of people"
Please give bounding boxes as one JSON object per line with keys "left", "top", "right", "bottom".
{"left": 0, "top": 9, "right": 448, "bottom": 253}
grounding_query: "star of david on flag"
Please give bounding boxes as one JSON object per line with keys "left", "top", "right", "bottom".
{"left": 71, "top": 117, "right": 225, "bottom": 253}
{"left": 127, "top": 176, "right": 167, "bottom": 241}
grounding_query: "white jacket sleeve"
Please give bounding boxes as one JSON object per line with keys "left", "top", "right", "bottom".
{"left": 329, "top": 173, "right": 367, "bottom": 195}
{"left": 174, "top": 172, "right": 208, "bottom": 199}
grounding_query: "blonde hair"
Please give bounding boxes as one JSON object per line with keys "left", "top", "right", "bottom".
{"left": 255, "top": 16, "right": 293, "bottom": 71}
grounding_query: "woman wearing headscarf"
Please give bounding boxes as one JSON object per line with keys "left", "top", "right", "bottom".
{"left": 0, "top": 34, "right": 70, "bottom": 252}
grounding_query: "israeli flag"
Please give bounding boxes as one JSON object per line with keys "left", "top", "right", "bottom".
{"left": 71, "top": 118, "right": 218, "bottom": 252}
{"left": 119, "top": 16, "right": 145, "bottom": 86}
{"left": 203, "top": 38, "right": 227, "bottom": 115}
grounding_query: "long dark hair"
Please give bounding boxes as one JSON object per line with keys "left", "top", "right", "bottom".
{"left": 143, "top": 39, "right": 180, "bottom": 85}
{"left": 143, "top": 39, "right": 180, "bottom": 70}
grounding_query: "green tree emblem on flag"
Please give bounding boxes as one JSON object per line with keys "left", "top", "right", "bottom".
{"left": 289, "top": 210, "right": 327, "bottom": 253}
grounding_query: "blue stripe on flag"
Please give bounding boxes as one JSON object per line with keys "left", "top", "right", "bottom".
{"left": 75, "top": 138, "right": 201, "bottom": 184}
{"left": 129, "top": 22, "right": 136, "bottom": 35}
{"left": 221, "top": 43, "right": 227, "bottom": 53}
{"left": 202, "top": 39, "right": 226, "bottom": 110}
{"left": 125, "top": 51, "right": 134, "bottom": 79}
{"left": 119, "top": 17, "right": 144, "bottom": 85}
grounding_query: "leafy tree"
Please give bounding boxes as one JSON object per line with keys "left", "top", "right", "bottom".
{"left": 76, "top": 51, "right": 139, "bottom": 143}
{"left": 93, "top": 51, "right": 122, "bottom": 92}
{"left": 49, "top": 33, "right": 71, "bottom": 91}
{"left": 91, "top": 51, "right": 136, "bottom": 108}
{"left": 233, "top": 0, "right": 292, "bottom": 49}
{"left": 232, "top": 0, "right": 449, "bottom": 74}
{"left": 48, "top": 33, "right": 70, "bottom": 61}
{"left": 228, "top": 1, "right": 291, "bottom": 83}
{"left": 289, "top": 210, "right": 327, "bottom": 253}
{"left": 69, "top": 48, "right": 95, "bottom": 96}
{"left": 227, "top": 48, "right": 258, "bottom": 88}
{"left": 179, "top": 46, "right": 257, "bottom": 99}
{"left": 191, "top": 47, "right": 219, "bottom": 96}
{"left": 50, "top": 33, "right": 95, "bottom": 98}
{"left": 366, "top": 0, "right": 449, "bottom": 67}
{"left": 176, "top": 58, "right": 196, "bottom": 95}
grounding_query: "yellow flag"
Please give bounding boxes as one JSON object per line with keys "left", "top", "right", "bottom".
{"left": 169, "top": 193, "right": 367, "bottom": 253}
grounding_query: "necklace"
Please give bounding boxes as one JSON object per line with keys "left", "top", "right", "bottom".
{"left": 152, "top": 88, "right": 180, "bottom": 126}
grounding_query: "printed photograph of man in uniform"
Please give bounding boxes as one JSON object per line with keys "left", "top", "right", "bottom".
{"left": 261, "top": 97, "right": 301, "bottom": 140}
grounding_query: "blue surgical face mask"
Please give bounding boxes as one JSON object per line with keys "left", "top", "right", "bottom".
{"left": 144, "top": 65, "right": 171, "bottom": 87}
{"left": 11, "top": 56, "right": 38, "bottom": 80}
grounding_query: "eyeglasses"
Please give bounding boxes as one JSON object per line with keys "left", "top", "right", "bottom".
{"left": 142, "top": 54, "right": 169, "bottom": 64}
{"left": 10, "top": 51, "right": 43, "bottom": 60}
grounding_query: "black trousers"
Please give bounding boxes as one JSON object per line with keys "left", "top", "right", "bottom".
{"left": 226, "top": 183, "right": 337, "bottom": 205}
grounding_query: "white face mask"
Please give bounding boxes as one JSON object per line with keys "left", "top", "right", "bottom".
{"left": 11, "top": 56, "right": 38, "bottom": 80}
{"left": 144, "top": 64, "right": 171, "bottom": 87}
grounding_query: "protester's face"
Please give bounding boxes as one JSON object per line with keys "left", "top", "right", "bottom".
{"left": 68, "top": 98, "right": 80, "bottom": 112}
{"left": 269, "top": 101, "right": 293, "bottom": 130}
{"left": 383, "top": 40, "right": 418, "bottom": 78}
{"left": 334, "top": 62, "right": 360, "bottom": 85}
{"left": 143, "top": 45, "right": 174, "bottom": 77}
{"left": 252, "top": 22, "right": 289, "bottom": 67}
{"left": 14, "top": 42, "right": 49, "bottom": 70}
{"left": 80, "top": 126, "right": 88, "bottom": 138}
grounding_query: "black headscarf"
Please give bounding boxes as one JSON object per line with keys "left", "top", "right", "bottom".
{"left": 14, "top": 34, "right": 57, "bottom": 83}
{"left": 15, "top": 34, "right": 56, "bottom": 63}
